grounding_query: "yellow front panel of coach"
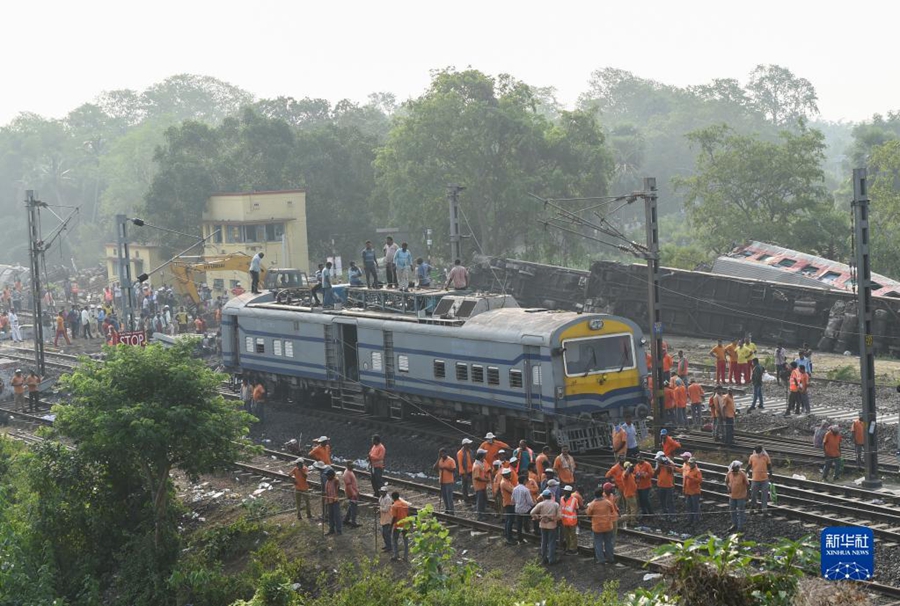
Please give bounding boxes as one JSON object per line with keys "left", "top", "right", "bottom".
{"left": 559, "top": 319, "right": 640, "bottom": 397}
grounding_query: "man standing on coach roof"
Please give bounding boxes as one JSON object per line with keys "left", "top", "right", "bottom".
{"left": 361, "top": 240, "right": 379, "bottom": 288}
{"left": 368, "top": 435, "right": 386, "bottom": 493}
{"left": 383, "top": 236, "right": 399, "bottom": 288}
{"left": 249, "top": 252, "right": 264, "bottom": 294}
{"left": 445, "top": 259, "right": 469, "bottom": 291}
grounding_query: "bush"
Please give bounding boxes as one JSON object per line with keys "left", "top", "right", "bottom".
{"left": 826, "top": 365, "right": 860, "bottom": 382}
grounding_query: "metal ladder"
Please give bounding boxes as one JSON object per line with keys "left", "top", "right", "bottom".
{"left": 383, "top": 331, "right": 402, "bottom": 419}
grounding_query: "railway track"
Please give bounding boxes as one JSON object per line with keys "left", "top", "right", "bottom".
{"left": 238, "top": 447, "right": 900, "bottom": 603}
{"left": 675, "top": 430, "right": 900, "bottom": 475}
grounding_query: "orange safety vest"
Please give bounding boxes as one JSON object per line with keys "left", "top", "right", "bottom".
{"left": 560, "top": 495, "right": 579, "bottom": 527}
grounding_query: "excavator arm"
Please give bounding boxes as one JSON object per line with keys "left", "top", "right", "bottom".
{"left": 171, "top": 253, "right": 265, "bottom": 305}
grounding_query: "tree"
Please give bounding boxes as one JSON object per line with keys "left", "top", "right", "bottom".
{"left": 675, "top": 124, "right": 834, "bottom": 254}
{"left": 867, "top": 139, "right": 900, "bottom": 278}
{"left": 54, "top": 341, "right": 255, "bottom": 548}
{"left": 376, "top": 68, "right": 612, "bottom": 260}
{"left": 746, "top": 64, "right": 819, "bottom": 127}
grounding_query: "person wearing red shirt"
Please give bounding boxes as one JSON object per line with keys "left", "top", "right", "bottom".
{"left": 457, "top": 438, "right": 475, "bottom": 501}
{"left": 478, "top": 432, "right": 510, "bottom": 466}
{"left": 822, "top": 426, "right": 843, "bottom": 482}
{"left": 687, "top": 379, "right": 705, "bottom": 429}
{"left": 683, "top": 459, "right": 703, "bottom": 526}
{"left": 663, "top": 383, "right": 676, "bottom": 426}
{"left": 851, "top": 415, "right": 865, "bottom": 468}
{"left": 660, "top": 429, "right": 681, "bottom": 459}
{"left": 674, "top": 379, "right": 688, "bottom": 428}
{"left": 661, "top": 351, "right": 673, "bottom": 382}
{"left": 655, "top": 454, "right": 676, "bottom": 517}
{"left": 390, "top": 491, "right": 411, "bottom": 561}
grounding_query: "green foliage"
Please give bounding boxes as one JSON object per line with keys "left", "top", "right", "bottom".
{"left": 54, "top": 341, "right": 256, "bottom": 548}
{"left": 867, "top": 139, "right": 900, "bottom": 278}
{"left": 675, "top": 124, "right": 837, "bottom": 255}
{"left": 405, "top": 505, "right": 457, "bottom": 594}
{"left": 375, "top": 68, "right": 613, "bottom": 263}
{"left": 745, "top": 65, "right": 819, "bottom": 127}
{"left": 650, "top": 533, "right": 818, "bottom": 606}
{"left": 826, "top": 365, "right": 861, "bottom": 381}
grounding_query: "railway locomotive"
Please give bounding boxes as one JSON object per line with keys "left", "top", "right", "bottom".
{"left": 221, "top": 288, "right": 648, "bottom": 450}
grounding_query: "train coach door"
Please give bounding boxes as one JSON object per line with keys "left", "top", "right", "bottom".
{"left": 337, "top": 322, "right": 359, "bottom": 382}
{"left": 524, "top": 344, "right": 541, "bottom": 411}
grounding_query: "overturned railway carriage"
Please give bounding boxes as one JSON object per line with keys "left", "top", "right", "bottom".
{"left": 221, "top": 290, "right": 647, "bottom": 450}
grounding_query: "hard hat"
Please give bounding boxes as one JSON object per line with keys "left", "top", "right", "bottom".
{"left": 498, "top": 449, "right": 507, "bottom": 455}
{"left": 476, "top": 449, "right": 488, "bottom": 455}
{"left": 660, "top": 429, "right": 668, "bottom": 435}
{"left": 655, "top": 451, "right": 665, "bottom": 459}
{"left": 603, "top": 483, "right": 614, "bottom": 493}
{"left": 293, "top": 459, "right": 302, "bottom": 465}
{"left": 484, "top": 432, "right": 496, "bottom": 439}
{"left": 547, "top": 479, "right": 559, "bottom": 487}
{"left": 682, "top": 452, "right": 692, "bottom": 459}
{"left": 509, "top": 457, "right": 518, "bottom": 464}
{"left": 492, "top": 460, "right": 501, "bottom": 467}
{"left": 462, "top": 438, "right": 473, "bottom": 445}
{"left": 623, "top": 462, "right": 633, "bottom": 469}
{"left": 731, "top": 460, "right": 742, "bottom": 468}
{"left": 541, "top": 489, "right": 552, "bottom": 498}
{"left": 312, "top": 461, "right": 326, "bottom": 470}
{"left": 318, "top": 436, "right": 329, "bottom": 442}
{"left": 563, "top": 485, "right": 573, "bottom": 492}
{"left": 501, "top": 468, "right": 511, "bottom": 476}
{"left": 379, "top": 485, "right": 389, "bottom": 492}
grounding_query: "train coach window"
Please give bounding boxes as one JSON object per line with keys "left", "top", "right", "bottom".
{"left": 532, "top": 365, "right": 542, "bottom": 386}
{"left": 398, "top": 355, "right": 410, "bottom": 373}
{"left": 456, "top": 363, "right": 468, "bottom": 381}
{"left": 434, "top": 360, "right": 446, "bottom": 379}
{"left": 372, "top": 351, "right": 384, "bottom": 372}
{"left": 509, "top": 369, "right": 523, "bottom": 388}
{"left": 273, "top": 340, "right": 283, "bottom": 357}
{"left": 284, "top": 341, "right": 294, "bottom": 357}
{"left": 471, "top": 364, "right": 484, "bottom": 383}
{"left": 563, "top": 334, "right": 635, "bottom": 377}
{"left": 487, "top": 367, "right": 500, "bottom": 386}
{"left": 255, "top": 338, "right": 265, "bottom": 354}
{"left": 245, "top": 336, "right": 253, "bottom": 352}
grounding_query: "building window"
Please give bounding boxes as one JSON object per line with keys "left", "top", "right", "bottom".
{"left": 471, "top": 364, "right": 484, "bottom": 383}
{"left": 456, "top": 363, "right": 468, "bottom": 381}
{"left": 225, "top": 225, "right": 243, "bottom": 243}
{"left": 213, "top": 279, "right": 225, "bottom": 291}
{"left": 245, "top": 336, "right": 253, "bottom": 352}
{"left": 212, "top": 225, "right": 223, "bottom": 244}
{"left": 509, "top": 369, "right": 523, "bottom": 388}
{"left": 284, "top": 341, "right": 294, "bottom": 358}
{"left": 265, "top": 223, "right": 285, "bottom": 242}
{"left": 433, "top": 360, "right": 445, "bottom": 379}
{"left": 532, "top": 365, "right": 542, "bottom": 386}
{"left": 111, "top": 265, "right": 118, "bottom": 277}
{"left": 372, "top": 351, "right": 383, "bottom": 372}
{"left": 255, "top": 338, "right": 265, "bottom": 354}
{"left": 398, "top": 355, "right": 409, "bottom": 373}
{"left": 273, "top": 340, "right": 282, "bottom": 356}
{"left": 243, "top": 225, "right": 263, "bottom": 243}
{"left": 487, "top": 366, "right": 500, "bottom": 386}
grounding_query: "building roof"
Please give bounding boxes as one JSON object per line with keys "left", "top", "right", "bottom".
{"left": 209, "top": 189, "right": 306, "bottom": 197}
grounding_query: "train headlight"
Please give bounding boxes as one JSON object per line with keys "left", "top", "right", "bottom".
{"left": 588, "top": 319, "right": 604, "bottom": 331}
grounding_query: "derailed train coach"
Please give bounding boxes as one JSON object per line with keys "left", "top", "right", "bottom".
{"left": 221, "top": 289, "right": 648, "bottom": 450}
{"left": 468, "top": 255, "right": 900, "bottom": 357}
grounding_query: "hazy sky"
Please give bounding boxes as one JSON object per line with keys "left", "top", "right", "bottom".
{"left": 3, "top": 1, "right": 897, "bottom": 127}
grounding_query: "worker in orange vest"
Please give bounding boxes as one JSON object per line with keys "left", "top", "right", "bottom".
{"left": 619, "top": 462, "right": 638, "bottom": 529}
{"left": 663, "top": 382, "right": 676, "bottom": 426}
{"left": 633, "top": 453, "right": 655, "bottom": 519}
{"left": 661, "top": 350, "right": 673, "bottom": 382}
{"left": 683, "top": 458, "right": 703, "bottom": 527}
{"left": 472, "top": 449, "right": 490, "bottom": 520}
{"left": 457, "top": 438, "right": 474, "bottom": 501}
{"left": 709, "top": 340, "right": 727, "bottom": 384}
{"left": 722, "top": 388, "right": 736, "bottom": 446}
{"left": 654, "top": 453, "right": 676, "bottom": 516}
{"left": 499, "top": 468, "right": 516, "bottom": 544}
{"left": 785, "top": 362, "right": 802, "bottom": 416}
{"left": 534, "top": 446, "right": 551, "bottom": 479}
{"left": 309, "top": 437, "right": 333, "bottom": 465}
{"left": 822, "top": 425, "right": 843, "bottom": 482}
{"left": 478, "top": 432, "right": 510, "bottom": 466}
{"left": 660, "top": 429, "right": 681, "bottom": 459}
{"left": 553, "top": 445, "right": 576, "bottom": 486}
{"left": 251, "top": 381, "right": 266, "bottom": 422}
{"left": 26, "top": 371, "right": 41, "bottom": 413}
{"left": 587, "top": 487, "right": 619, "bottom": 564}
{"left": 11, "top": 369, "right": 26, "bottom": 412}
{"left": 612, "top": 424, "right": 627, "bottom": 459}
{"left": 288, "top": 459, "right": 311, "bottom": 520}
{"left": 674, "top": 379, "right": 688, "bottom": 428}
{"left": 559, "top": 485, "right": 580, "bottom": 554}
{"left": 687, "top": 378, "right": 705, "bottom": 429}
{"left": 724, "top": 340, "right": 738, "bottom": 384}
{"left": 368, "top": 435, "right": 386, "bottom": 493}
{"left": 851, "top": 415, "right": 865, "bottom": 469}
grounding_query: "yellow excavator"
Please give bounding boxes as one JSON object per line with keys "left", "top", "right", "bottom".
{"left": 171, "top": 253, "right": 306, "bottom": 306}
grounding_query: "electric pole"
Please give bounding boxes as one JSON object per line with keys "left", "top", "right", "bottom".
{"left": 116, "top": 214, "right": 136, "bottom": 331}
{"left": 447, "top": 185, "right": 465, "bottom": 262}
{"left": 25, "top": 191, "right": 46, "bottom": 375}
{"left": 641, "top": 178, "right": 665, "bottom": 449}
{"left": 852, "top": 168, "right": 881, "bottom": 489}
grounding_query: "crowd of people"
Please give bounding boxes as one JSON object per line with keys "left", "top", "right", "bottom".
{"left": 277, "top": 428, "right": 783, "bottom": 567}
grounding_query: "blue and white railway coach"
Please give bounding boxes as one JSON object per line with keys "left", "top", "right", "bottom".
{"left": 222, "top": 290, "right": 648, "bottom": 450}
